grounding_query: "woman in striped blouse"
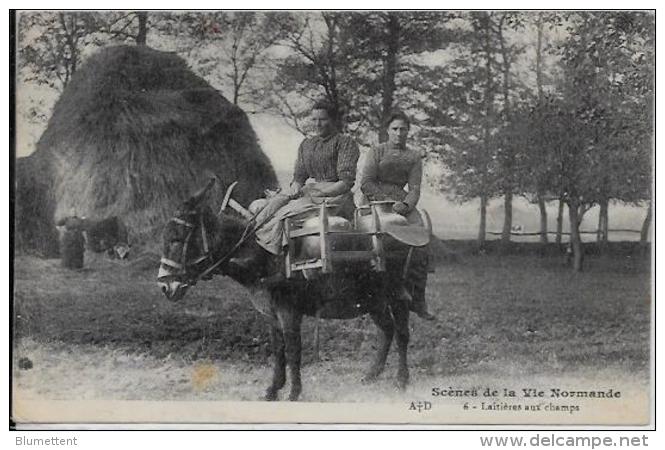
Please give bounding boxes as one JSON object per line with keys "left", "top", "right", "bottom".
{"left": 234, "top": 100, "right": 359, "bottom": 282}
{"left": 289, "top": 100, "right": 359, "bottom": 211}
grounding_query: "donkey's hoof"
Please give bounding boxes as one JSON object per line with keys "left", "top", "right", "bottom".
{"left": 361, "top": 373, "right": 379, "bottom": 384}
{"left": 395, "top": 375, "right": 409, "bottom": 391}
{"left": 288, "top": 388, "right": 302, "bottom": 401}
{"left": 264, "top": 389, "right": 279, "bottom": 401}
{"left": 394, "top": 381, "right": 408, "bottom": 391}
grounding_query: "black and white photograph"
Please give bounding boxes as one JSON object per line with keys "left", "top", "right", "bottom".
{"left": 11, "top": 9, "right": 654, "bottom": 427}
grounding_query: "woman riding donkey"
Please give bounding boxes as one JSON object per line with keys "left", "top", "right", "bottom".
{"left": 230, "top": 99, "right": 359, "bottom": 282}
{"left": 359, "top": 110, "right": 435, "bottom": 321}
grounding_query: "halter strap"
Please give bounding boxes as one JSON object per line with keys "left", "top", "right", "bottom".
{"left": 170, "top": 217, "right": 194, "bottom": 228}
{"left": 200, "top": 214, "right": 209, "bottom": 254}
{"left": 160, "top": 257, "right": 184, "bottom": 270}
{"left": 191, "top": 255, "right": 209, "bottom": 265}
{"left": 161, "top": 214, "right": 212, "bottom": 279}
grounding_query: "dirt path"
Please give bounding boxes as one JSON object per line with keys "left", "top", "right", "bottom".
{"left": 14, "top": 339, "right": 648, "bottom": 405}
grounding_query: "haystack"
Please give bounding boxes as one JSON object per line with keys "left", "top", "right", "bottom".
{"left": 33, "top": 45, "right": 277, "bottom": 243}
{"left": 15, "top": 153, "right": 60, "bottom": 256}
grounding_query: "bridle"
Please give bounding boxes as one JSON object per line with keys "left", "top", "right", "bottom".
{"left": 158, "top": 175, "right": 289, "bottom": 289}
{"left": 159, "top": 212, "right": 213, "bottom": 284}
{"left": 158, "top": 207, "right": 260, "bottom": 286}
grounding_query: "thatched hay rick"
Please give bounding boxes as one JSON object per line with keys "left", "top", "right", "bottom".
{"left": 16, "top": 45, "right": 277, "bottom": 255}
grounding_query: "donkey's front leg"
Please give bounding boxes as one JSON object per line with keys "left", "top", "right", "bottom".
{"left": 391, "top": 297, "right": 410, "bottom": 390}
{"left": 265, "top": 323, "right": 286, "bottom": 401}
{"left": 277, "top": 308, "right": 303, "bottom": 401}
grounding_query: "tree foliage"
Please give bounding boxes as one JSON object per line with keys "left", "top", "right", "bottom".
{"left": 16, "top": 11, "right": 655, "bottom": 265}
{"left": 18, "top": 12, "right": 102, "bottom": 90}
{"left": 525, "top": 11, "right": 654, "bottom": 269}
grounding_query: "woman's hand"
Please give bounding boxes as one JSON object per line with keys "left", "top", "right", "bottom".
{"left": 301, "top": 181, "right": 347, "bottom": 198}
{"left": 302, "top": 185, "right": 324, "bottom": 197}
{"left": 289, "top": 182, "right": 302, "bottom": 199}
{"left": 392, "top": 201, "right": 410, "bottom": 216}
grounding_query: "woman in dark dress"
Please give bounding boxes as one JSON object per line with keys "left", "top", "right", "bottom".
{"left": 289, "top": 101, "right": 359, "bottom": 202}
{"left": 252, "top": 100, "right": 359, "bottom": 254}
{"left": 359, "top": 111, "right": 435, "bottom": 320}
{"left": 232, "top": 100, "right": 359, "bottom": 282}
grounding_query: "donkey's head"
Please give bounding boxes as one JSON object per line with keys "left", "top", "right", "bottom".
{"left": 157, "top": 178, "right": 222, "bottom": 301}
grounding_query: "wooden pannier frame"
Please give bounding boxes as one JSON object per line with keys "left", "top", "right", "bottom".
{"left": 282, "top": 200, "right": 401, "bottom": 279}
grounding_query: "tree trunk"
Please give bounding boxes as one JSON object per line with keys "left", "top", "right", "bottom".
{"left": 555, "top": 198, "right": 564, "bottom": 246}
{"left": 640, "top": 200, "right": 652, "bottom": 244}
{"left": 321, "top": 14, "right": 343, "bottom": 132}
{"left": 478, "top": 195, "right": 487, "bottom": 248}
{"left": 378, "top": 13, "right": 400, "bottom": 143}
{"left": 537, "top": 193, "right": 548, "bottom": 244}
{"left": 596, "top": 205, "right": 602, "bottom": 242}
{"left": 501, "top": 190, "right": 512, "bottom": 243}
{"left": 232, "top": 87, "right": 239, "bottom": 106}
{"left": 535, "top": 14, "right": 544, "bottom": 101}
{"left": 568, "top": 200, "right": 584, "bottom": 272}
{"left": 597, "top": 199, "right": 609, "bottom": 253}
{"left": 477, "top": 15, "right": 492, "bottom": 253}
{"left": 497, "top": 15, "right": 514, "bottom": 250}
{"left": 136, "top": 11, "right": 148, "bottom": 46}
{"left": 535, "top": 17, "right": 549, "bottom": 245}
{"left": 603, "top": 204, "right": 609, "bottom": 245}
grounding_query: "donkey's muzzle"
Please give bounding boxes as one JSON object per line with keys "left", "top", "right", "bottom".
{"left": 158, "top": 280, "right": 189, "bottom": 302}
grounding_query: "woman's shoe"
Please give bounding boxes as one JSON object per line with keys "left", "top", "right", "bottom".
{"left": 411, "top": 304, "right": 436, "bottom": 321}
{"left": 410, "top": 294, "right": 436, "bottom": 321}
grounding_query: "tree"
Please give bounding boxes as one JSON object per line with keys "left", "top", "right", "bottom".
{"left": 640, "top": 200, "right": 652, "bottom": 244}
{"left": 542, "top": 11, "right": 654, "bottom": 270}
{"left": 179, "top": 12, "right": 292, "bottom": 106}
{"left": 253, "top": 11, "right": 457, "bottom": 141}
{"left": 334, "top": 11, "right": 456, "bottom": 142}
{"left": 531, "top": 13, "right": 554, "bottom": 244}
{"left": 17, "top": 11, "right": 107, "bottom": 150}
{"left": 93, "top": 11, "right": 149, "bottom": 44}
{"left": 18, "top": 11, "right": 101, "bottom": 90}
{"left": 531, "top": 97, "right": 593, "bottom": 270}
{"left": 424, "top": 12, "right": 504, "bottom": 247}
{"left": 251, "top": 12, "right": 355, "bottom": 134}
{"left": 493, "top": 12, "right": 528, "bottom": 245}
{"left": 17, "top": 10, "right": 155, "bottom": 140}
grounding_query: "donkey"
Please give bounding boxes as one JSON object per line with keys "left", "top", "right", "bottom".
{"left": 157, "top": 181, "right": 414, "bottom": 401}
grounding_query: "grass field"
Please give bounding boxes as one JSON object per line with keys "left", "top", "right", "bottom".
{"left": 12, "top": 246, "right": 651, "bottom": 404}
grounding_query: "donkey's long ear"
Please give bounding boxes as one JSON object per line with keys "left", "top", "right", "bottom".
{"left": 185, "top": 177, "right": 217, "bottom": 208}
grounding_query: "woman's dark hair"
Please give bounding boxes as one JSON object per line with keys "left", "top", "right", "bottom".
{"left": 312, "top": 99, "right": 337, "bottom": 121}
{"left": 384, "top": 110, "right": 411, "bottom": 129}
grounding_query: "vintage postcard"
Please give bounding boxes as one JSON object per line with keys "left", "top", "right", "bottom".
{"left": 11, "top": 10, "right": 654, "bottom": 428}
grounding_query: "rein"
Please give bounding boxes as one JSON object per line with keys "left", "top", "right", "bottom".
{"left": 195, "top": 203, "right": 281, "bottom": 282}
{"left": 195, "top": 222, "right": 253, "bottom": 282}
{"left": 160, "top": 199, "right": 281, "bottom": 285}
